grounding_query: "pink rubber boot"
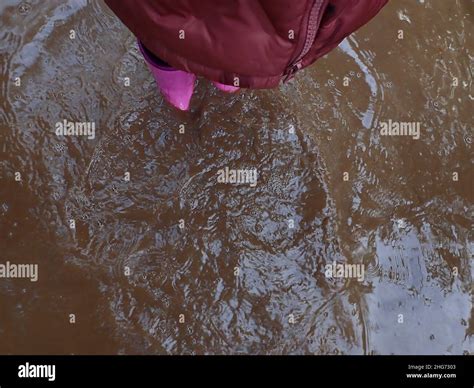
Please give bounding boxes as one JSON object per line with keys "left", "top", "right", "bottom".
{"left": 212, "top": 81, "right": 240, "bottom": 93}
{"left": 138, "top": 41, "right": 196, "bottom": 111}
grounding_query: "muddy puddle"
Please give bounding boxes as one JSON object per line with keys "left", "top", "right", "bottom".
{"left": 0, "top": 0, "right": 472, "bottom": 354}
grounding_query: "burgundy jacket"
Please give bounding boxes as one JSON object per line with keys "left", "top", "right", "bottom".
{"left": 105, "top": 0, "right": 388, "bottom": 88}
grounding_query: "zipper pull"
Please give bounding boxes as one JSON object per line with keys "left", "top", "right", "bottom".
{"left": 283, "top": 61, "right": 303, "bottom": 83}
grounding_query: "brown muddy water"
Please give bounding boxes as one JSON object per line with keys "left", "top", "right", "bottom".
{"left": 0, "top": 0, "right": 472, "bottom": 355}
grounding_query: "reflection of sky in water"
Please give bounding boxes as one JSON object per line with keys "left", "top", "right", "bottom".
{"left": 339, "top": 36, "right": 378, "bottom": 130}
{"left": 366, "top": 224, "right": 471, "bottom": 354}
{"left": 12, "top": 1, "right": 88, "bottom": 76}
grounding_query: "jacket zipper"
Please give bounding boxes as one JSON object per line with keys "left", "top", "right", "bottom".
{"left": 283, "top": 0, "right": 324, "bottom": 82}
